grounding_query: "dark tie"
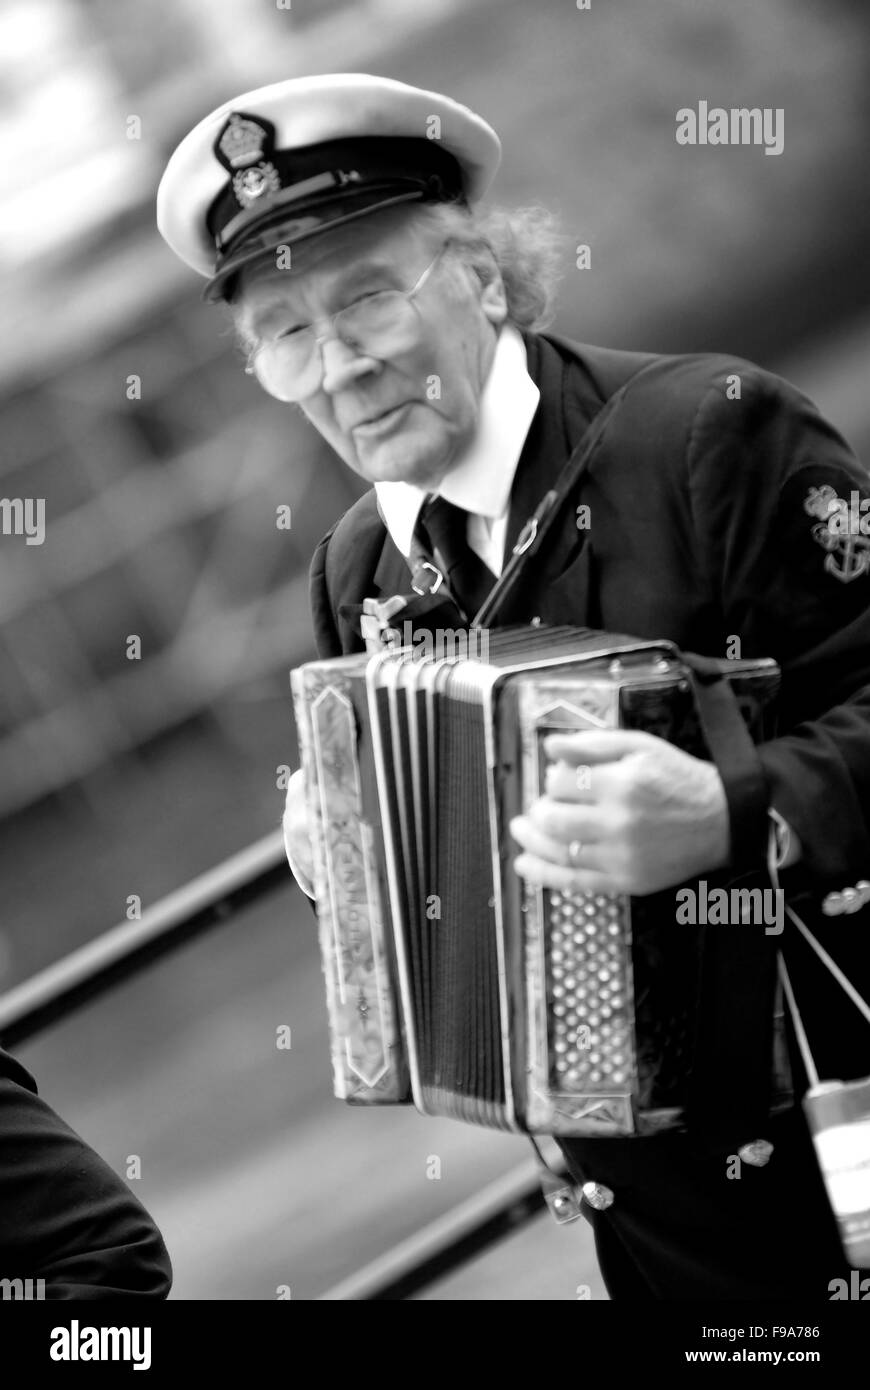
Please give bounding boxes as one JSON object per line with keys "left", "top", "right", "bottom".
{"left": 416, "top": 495, "right": 497, "bottom": 622}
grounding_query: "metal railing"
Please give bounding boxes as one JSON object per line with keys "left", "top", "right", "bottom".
{"left": 0, "top": 830, "right": 289, "bottom": 1048}
{"left": 0, "top": 829, "right": 555, "bottom": 1298}
{"left": 318, "top": 1159, "right": 557, "bottom": 1300}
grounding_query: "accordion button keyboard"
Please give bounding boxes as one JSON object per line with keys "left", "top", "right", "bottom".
{"left": 546, "top": 887, "right": 634, "bottom": 1101}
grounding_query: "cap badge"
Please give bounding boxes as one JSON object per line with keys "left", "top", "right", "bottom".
{"left": 218, "top": 113, "right": 269, "bottom": 169}
{"left": 232, "top": 163, "right": 281, "bottom": 207}
{"left": 215, "top": 111, "right": 282, "bottom": 209}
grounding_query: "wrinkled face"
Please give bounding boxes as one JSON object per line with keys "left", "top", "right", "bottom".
{"left": 232, "top": 206, "right": 508, "bottom": 488}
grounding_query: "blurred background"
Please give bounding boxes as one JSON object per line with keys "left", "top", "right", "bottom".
{"left": 1, "top": 0, "right": 869, "bottom": 1300}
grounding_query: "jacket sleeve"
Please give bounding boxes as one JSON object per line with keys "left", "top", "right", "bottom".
{"left": 0, "top": 1047, "right": 172, "bottom": 1299}
{"left": 687, "top": 363, "right": 870, "bottom": 894}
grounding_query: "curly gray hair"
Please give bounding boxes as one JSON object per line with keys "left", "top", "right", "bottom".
{"left": 415, "top": 200, "right": 566, "bottom": 332}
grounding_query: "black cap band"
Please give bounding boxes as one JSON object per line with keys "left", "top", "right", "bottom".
{"left": 204, "top": 126, "right": 466, "bottom": 301}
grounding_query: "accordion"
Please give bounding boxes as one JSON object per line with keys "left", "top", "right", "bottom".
{"left": 291, "top": 626, "right": 786, "bottom": 1136}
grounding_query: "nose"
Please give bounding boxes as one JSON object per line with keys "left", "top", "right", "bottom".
{"left": 319, "top": 334, "right": 381, "bottom": 395}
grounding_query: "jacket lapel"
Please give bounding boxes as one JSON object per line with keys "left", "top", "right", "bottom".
{"left": 372, "top": 533, "right": 410, "bottom": 598}
{"left": 497, "top": 332, "right": 605, "bottom": 627}
{"left": 502, "top": 332, "right": 570, "bottom": 558}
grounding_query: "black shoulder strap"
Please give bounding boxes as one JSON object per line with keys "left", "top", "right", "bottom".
{"left": 682, "top": 654, "right": 778, "bottom": 1151}
{"left": 474, "top": 360, "right": 662, "bottom": 628}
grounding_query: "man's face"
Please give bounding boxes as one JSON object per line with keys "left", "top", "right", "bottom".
{"left": 233, "top": 207, "right": 508, "bottom": 488}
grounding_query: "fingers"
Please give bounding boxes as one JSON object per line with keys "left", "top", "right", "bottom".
{"left": 524, "top": 799, "right": 601, "bottom": 844}
{"left": 513, "top": 852, "right": 616, "bottom": 896}
{"left": 509, "top": 814, "right": 605, "bottom": 871}
{"left": 544, "top": 730, "right": 655, "bottom": 765}
{"left": 544, "top": 759, "right": 596, "bottom": 802}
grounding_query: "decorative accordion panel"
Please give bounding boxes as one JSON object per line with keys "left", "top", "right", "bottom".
{"left": 290, "top": 659, "right": 409, "bottom": 1103}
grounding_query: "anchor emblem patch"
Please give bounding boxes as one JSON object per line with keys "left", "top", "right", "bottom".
{"left": 804, "top": 485, "right": 870, "bottom": 584}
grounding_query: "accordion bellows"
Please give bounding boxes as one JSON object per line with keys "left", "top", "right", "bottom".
{"left": 291, "top": 627, "right": 783, "bottom": 1136}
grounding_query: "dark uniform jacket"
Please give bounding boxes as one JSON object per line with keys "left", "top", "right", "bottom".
{"left": 306, "top": 329, "right": 870, "bottom": 1297}
{"left": 0, "top": 1045, "right": 172, "bottom": 1299}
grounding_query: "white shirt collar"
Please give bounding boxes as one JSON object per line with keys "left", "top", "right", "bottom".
{"left": 374, "top": 322, "right": 540, "bottom": 557}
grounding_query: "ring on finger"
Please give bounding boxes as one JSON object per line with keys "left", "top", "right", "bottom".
{"left": 568, "top": 839, "right": 583, "bottom": 867}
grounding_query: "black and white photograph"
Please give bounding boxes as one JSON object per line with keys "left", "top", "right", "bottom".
{"left": 1, "top": 0, "right": 870, "bottom": 1358}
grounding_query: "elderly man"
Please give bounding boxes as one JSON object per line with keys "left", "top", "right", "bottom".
{"left": 158, "top": 75, "right": 870, "bottom": 1300}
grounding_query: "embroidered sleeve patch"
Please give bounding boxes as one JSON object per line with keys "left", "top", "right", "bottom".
{"left": 804, "top": 484, "right": 870, "bottom": 583}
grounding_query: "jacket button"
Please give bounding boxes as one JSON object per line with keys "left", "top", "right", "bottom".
{"left": 582, "top": 1181, "right": 615, "bottom": 1211}
{"left": 822, "top": 892, "right": 844, "bottom": 916}
{"left": 738, "top": 1138, "right": 774, "bottom": 1167}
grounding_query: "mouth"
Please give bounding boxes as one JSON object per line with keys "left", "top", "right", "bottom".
{"left": 352, "top": 402, "right": 414, "bottom": 438}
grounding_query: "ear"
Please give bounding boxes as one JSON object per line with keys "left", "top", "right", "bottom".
{"left": 479, "top": 268, "right": 508, "bottom": 327}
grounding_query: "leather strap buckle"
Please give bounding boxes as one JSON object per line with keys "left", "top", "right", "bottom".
{"left": 410, "top": 561, "right": 444, "bottom": 596}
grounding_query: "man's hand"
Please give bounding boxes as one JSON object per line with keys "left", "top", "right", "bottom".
{"left": 510, "top": 730, "right": 731, "bottom": 896}
{"left": 283, "top": 767, "right": 316, "bottom": 893}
